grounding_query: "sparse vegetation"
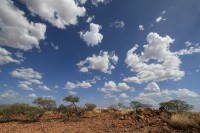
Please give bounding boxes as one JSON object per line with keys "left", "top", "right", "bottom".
{"left": 62, "top": 95, "right": 85, "bottom": 121}
{"left": 130, "top": 101, "right": 152, "bottom": 111}
{"left": 159, "top": 100, "right": 194, "bottom": 112}
{"left": 0, "top": 98, "right": 199, "bottom": 132}
{"left": 170, "top": 113, "right": 195, "bottom": 129}
{"left": 33, "top": 97, "right": 56, "bottom": 110}
{"left": 0, "top": 103, "right": 45, "bottom": 122}
{"left": 85, "top": 103, "right": 97, "bottom": 111}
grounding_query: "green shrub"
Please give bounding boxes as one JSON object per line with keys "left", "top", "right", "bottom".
{"left": 85, "top": 103, "right": 97, "bottom": 111}
{"left": 0, "top": 103, "right": 45, "bottom": 122}
{"left": 24, "top": 107, "right": 45, "bottom": 122}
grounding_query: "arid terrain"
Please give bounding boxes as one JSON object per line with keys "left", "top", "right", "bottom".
{"left": 0, "top": 108, "right": 200, "bottom": 133}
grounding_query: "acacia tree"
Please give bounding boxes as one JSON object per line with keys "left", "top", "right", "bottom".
{"left": 33, "top": 97, "right": 56, "bottom": 110}
{"left": 159, "top": 100, "right": 194, "bottom": 112}
{"left": 130, "top": 101, "right": 152, "bottom": 111}
{"left": 63, "top": 95, "right": 80, "bottom": 109}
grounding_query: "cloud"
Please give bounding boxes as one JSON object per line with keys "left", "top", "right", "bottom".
{"left": 21, "top": 0, "right": 86, "bottom": 29}
{"left": 51, "top": 42, "right": 59, "bottom": 50}
{"left": 10, "top": 68, "right": 42, "bottom": 80}
{"left": 139, "top": 25, "right": 144, "bottom": 31}
{"left": 68, "top": 91, "right": 77, "bottom": 95}
{"left": 99, "top": 81, "right": 131, "bottom": 93}
{"left": 91, "top": 0, "right": 112, "bottom": 6}
{"left": 76, "top": 0, "right": 87, "bottom": 4}
{"left": 27, "top": 93, "right": 37, "bottom": 99}
{"left": 133, "top": 82, "right": 199, "bottom": 106}
{"left": 10, "top": 67, "right": 44, "bottom": 91}
{"left": 136, "top": 82, "right": 199, "bottom": 99}
{"left": 86, "top": 16, "right": 95, "bottom": 23}
{"left": 162, "top": 88, "right": 199, "bottom": 98}
{"left": 77, "top": 51, "right": 118, "bottom": 74}
{"left": 155, "top": 11, "right": 166, "bottom": 23}
{"left": 18, "top": 83, "right": 33, "bottom": 91}
{"left": 144, "top": 82, "right": 160, "bottom": 93}
{"left": 65, "top": 81, "right": 92, "bottom": 90}
{"left": 0, "top": 47, "right": 21, "bottom": 65}
{"left": 15, "top": 51, "right": 26, "bottom": 62}
{"left": 119, "top": 93, "right": 129, "bottom": 98}
{"left": 174, "top": 44, "right": 200, "bottom": 56}
{"left": 0, "top": 0, "right": 46, "bottom": 51}
{"left": 80, "top": 23, "right": 103, "bottom": 46}
{"left": 110, "top": 20, "right": 125, "bottom": 29}
{"left": 39, "top": 85, "right": 51, "bottom": 91}
{"left": 0, "top": 90, "right": 19, "bottom": 98}
{"left": 124, "top": 32, "right": 184, "bottom": 84}
{"left": 185, "top": 41, "right": 192, "bottom": 47}
{"left": 155, "top": 16, "right": 166, "bottom": 23}
{"left": 28, "top": 79, "right": 43, "bottom": 85}
{"left": 54, "top": 85, "right": 59, "bottom": 89}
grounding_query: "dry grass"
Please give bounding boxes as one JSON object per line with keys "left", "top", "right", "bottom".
{"left": 169, "top": 112, "right": 200, "bottom": 129}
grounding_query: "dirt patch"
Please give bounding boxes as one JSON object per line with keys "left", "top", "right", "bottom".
{"left": 0, "top": 109, "right": 199, "bottom": 133}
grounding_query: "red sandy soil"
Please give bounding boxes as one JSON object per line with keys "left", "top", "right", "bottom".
{"left": 0, "top": 109, "right": 199, "bottom": 133}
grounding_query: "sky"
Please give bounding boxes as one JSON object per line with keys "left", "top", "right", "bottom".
{"left": 1, "top": 0, "right": 200, "bottom": 110}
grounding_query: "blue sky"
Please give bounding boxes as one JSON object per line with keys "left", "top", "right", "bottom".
{"left": 1, "top": 0, "right": 200, "bottom": 110}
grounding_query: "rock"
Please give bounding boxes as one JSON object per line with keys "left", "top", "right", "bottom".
{"left": 134, "top": 114, "right": 144, "bottom": 121}
{"left": 162, "top": 126, "right": 170, "bottom": 133}
{"left": 124, "top": 128, "right": 128, "bottom": 132}
{"left": 119, "top": 116, "right": 124, "bottom": 120}
{"left": 163, "top": 123, "right": 168, "bottom": 126}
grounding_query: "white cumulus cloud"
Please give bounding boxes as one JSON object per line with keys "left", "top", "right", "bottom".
{"left": 110, "top": 20, "right": 125, "bottom": 29}
{"left": 65, "top": 81, "right": 92, "bottom": 90}
{"left": 86, "top": 16, "right": 95, "bottom": 23}
{"left": 39, "top": 85, "right": 51, "bottom": 91}
{"left": 92, "top": 0, "right": 112, "bottom": 6}
{"left": 139, "top": 25, "right": 144, "bottom": 31}
{"left": 10, "top": 67, "right": 45, "bottom": 91}
{"left": 119, "top": 93, "right": 129, "bottom": 98}
{"left": 0, "top": 0, "right": 46, "bottom": 51}
{"left": 28, "top": 93, "right": 37, "bottom": 99}
{"left": 21, "top": 0, "right": 86, "bottom": 29}
{"left": 124, "top": 32, "right": 184, "bottom": 84}
{"left": 80, "top": 23, "right": 103, "bottom": 46}
{"left": 0, "top": 47, "right": 20, "bottom": 65}
{"left": 99, "top": 81, "right": 131, "bottom": 93}
{"left": 10, "top": 68, "right": 42, "bottom": 80}
{"left": 77, "top": 51, "right": 118, "bottom": 74}
{"left": 0, "top": 90, "right": 19, "bottom": 98}
{"left": 18, "top": 83, "right": 33, "bottom": 91}
{"left": 144, "top": 82, "right": 160, "bottom": 94}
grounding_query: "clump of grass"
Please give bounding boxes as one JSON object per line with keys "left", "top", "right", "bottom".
{"left": 169, "top": 113, "right": 196, "bottom": 130}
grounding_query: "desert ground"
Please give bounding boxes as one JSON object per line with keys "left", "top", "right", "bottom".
{"left": 0, "top": 108, "right": 200, "bottom": 133}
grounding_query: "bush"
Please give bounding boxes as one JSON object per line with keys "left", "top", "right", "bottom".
{"left": 0, "top": 103, "right": 45, "bottom": 122}
{"left": 85, "top": 103, "right": 97, "bottom": 111}
{"left": 25, "top": 107, "right": 45, "bottom": 122}
{"left": 0, "top": 103, "right": 30, "bottom": 121}
{"left": 169, "top": 113, "right": 195, "bottom": 129}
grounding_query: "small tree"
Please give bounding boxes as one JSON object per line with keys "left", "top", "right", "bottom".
{"left": 159, "top": 100, "right": 194, "bottom": 112}
{"left": 63, "top": 95, "right": 80, "bottom": 109}
{"left": 85, "top": 103, "right": 97, "bottom": 111}
{"left": 130, "top": 101, "right": 152, "bottom": 111}
{"left": 130, "top": 101, "right": 143, "bottom": 111}
{"left": 33, "top": 97, "right": 56, "bottom": 110}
